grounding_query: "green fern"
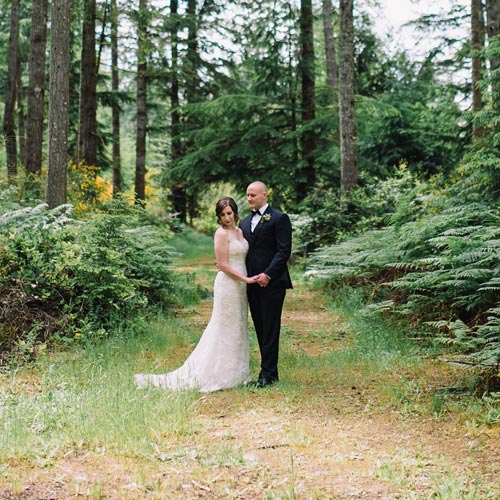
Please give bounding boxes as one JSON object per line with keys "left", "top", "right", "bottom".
{"left": 306, "top": 191, "right": 499, "bottom": 365}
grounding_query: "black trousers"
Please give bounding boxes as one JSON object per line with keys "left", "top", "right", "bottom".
{"left": 247, "top": 284, "right": 286, "bottom": 380}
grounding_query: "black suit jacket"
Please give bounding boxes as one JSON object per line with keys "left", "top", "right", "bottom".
{"left": 240, "top": 206, "right": 293, "bottom": 289}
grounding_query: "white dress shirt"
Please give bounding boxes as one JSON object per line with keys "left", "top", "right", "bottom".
{"left": 251, "top": 203, "right": 268, "bottom": 232}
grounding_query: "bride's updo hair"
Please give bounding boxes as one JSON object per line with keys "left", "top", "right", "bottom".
{"left": 215, "top": 196, "right": 239, "bottom": 225}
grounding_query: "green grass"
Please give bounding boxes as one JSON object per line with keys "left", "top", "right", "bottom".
{"left": 0, "top": 226, "right": 226, "bottom": 462}
{"left": 0, "top": 328, "right": 202, "bottom": 461}
{"left": 169, "top": 225, "right": 214, "bottom": 263}
{"left": 331, "top": 286, "right": 418, "bottom": 359}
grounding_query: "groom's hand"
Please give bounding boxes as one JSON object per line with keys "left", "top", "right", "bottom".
{"left": 256, "top": 273, "right": 270, "bottom": 287}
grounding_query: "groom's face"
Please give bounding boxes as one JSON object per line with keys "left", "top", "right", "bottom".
{"left": 246, "top": 184, "right": 267, "bottom": 211}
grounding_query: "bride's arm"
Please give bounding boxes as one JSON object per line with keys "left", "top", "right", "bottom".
{"left": 214, "top": 229, "right": 255, "bottom": 284}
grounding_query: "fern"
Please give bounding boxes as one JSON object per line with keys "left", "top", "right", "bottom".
{"left": 305, "top": 188, "right": 499, "bottom": 365}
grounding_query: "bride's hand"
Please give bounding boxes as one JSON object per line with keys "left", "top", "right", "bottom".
{"left": 246, "top": 275, "right": 258, "bottom": 284}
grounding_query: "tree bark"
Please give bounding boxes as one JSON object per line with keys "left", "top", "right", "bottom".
{"left": 288, "top": 42, "right": 298, "bottom": 167}
{"left": 96, "top": 1, "right": 109, "bottom": 73}
{"left": 323, "top": 0, "right": 338, "bottom": 104}
{"left": 169, "top": 0, "right": 187, "bottom": 221}
{"left": 26, "top": 0, "right": 48, "bottom": 180}
{"left": 3, "top": 0, "right": 20, "bottom": 184}
{"left": 186, "top": 0, "right": 198, "bottom": 105}
{"left": 78, "top": 0, "right": 97, "bottom": 166}
{"left": 485, "top": 0, "right": 500, "bottom": 38}
{"left": 185, "top": 0, "right": 200, "bottom": 224}
{"left": 486, "top": 0, "right": 500, "bottom": 107}
{"left": 471, "top": 0, "right": 485, "bottom": 139}
{"left": 339, "top": 0, "right": 358, "bottom": 193}
{"left": 135, "top": 0, "right": 148, "bottom": 204}
{"left": 299, "top": 0, "right": 316, "bottom": 192}
{"left": 46, "top": 0, "right": 70, "bottom": 209}
{"left": 16, "top": 47, "right": 26, "bottom": 168}
{"left": 111, "top": 0, "right": 121, "bottom": 195}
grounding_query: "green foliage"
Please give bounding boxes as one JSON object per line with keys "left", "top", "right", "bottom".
{"left": 295, "top": 166, "right": 418, "bottom": 253}
{"left": 170, "top": 94, "right": 299, "bottom": 206}
{"left": 0, "top": 200, "right": 182, "bottom": 361}
{"left": 356, "top": 56, "right": 468, "bottom": 179}
{"left": 306, "top": 178, "right": 500, "bottom": 366}
{"left": 0, "top": 327, "right": 201, "bottom": 459}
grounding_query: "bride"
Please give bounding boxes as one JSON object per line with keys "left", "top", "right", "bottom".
{"left": 134, "top": 197, "right": 257, "bottom": 392}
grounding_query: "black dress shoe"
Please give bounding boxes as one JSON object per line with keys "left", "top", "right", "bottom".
{"left": 256, "top": 377, "right": 278, "bottom": 388}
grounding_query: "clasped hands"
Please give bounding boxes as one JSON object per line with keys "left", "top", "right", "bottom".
{"left": 247, "top": 273, "right": 270, "bottom": 287}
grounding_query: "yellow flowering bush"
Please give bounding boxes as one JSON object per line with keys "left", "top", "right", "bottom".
{"left": 67, "top": 162, "right": 113, "bottom": 213}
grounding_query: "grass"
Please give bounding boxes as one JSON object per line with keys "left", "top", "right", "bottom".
{"left": 0, "top": 333, "right": 202, "bottom": 460}
{"left": 168, "top": 225, "right": 213, "bottom": 264}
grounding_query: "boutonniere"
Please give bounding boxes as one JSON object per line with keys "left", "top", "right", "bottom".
{"left": 261, "top": 214, "right": 271, "bottom": 223}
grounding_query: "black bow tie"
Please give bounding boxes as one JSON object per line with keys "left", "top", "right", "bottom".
{"left": 251, "top": 210, "right": 261, "bottom": 216}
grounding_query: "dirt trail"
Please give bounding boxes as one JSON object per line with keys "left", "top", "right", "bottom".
{"left": 1, "top": 258, "right": 500, "bottom": 499}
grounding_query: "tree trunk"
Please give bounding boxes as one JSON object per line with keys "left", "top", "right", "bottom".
{"left": 339, "top": 0, "right": 357, "bottom": 193}
{"left": 186, "top": 0, "right": 198, "bottom": 105}
{"left": 289, "top": 38, "right": 299, "bottom": 168}
{"left": 135, "top": 0, "right": 148, "bottom": 204}
{"left": 323, "top": 0, "right": 338, "bottom": 104}
{"left": 17, "top": 48, "right": 26, "bottom": 168}
{"left": 185, "top": 0, "right": 200, "bottom": 224}
{"left": 299, "top": 0, "right": 316, "bottom": 192}
{"left": 3, "top": 0, "right": 20, "bottom": 184}
{"left": 111, "top": 0, "right": 121, "bottom": 195}
{"left": 471, "top": 0, "right": 485, "bottom": 139}
{"left": 46, "top": 0, "right": 70, "bottom": 209}
{"left": 169, "top": 0, "right": 187, "bottom": 221}
{"left": 78, "top": 0, "right": 97, "bottom": 166}
{"left": 485, "top": 0, "right": 500, "bottom": 38}
{"left": 486, "top": 0, "right": 500, "bottom": 107}
{"left": 25, "top": 0, "right": 48, "bottom": 181}
{"left": 96, "top": 1, "right": 109, "bottom": 73}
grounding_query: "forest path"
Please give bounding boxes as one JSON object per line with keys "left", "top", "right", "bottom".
{"left": 1, "top": 254, "right": 499, "bottom": 499}
{"left": 166, "top": 256, "right": 500, "bottom": 499}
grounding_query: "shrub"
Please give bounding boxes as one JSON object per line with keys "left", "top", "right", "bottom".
{"left": 296, "top": 166, "right": 418, "bottom": 254}
{"left": 0, "top": 201, "right": 181, "bottom": 362}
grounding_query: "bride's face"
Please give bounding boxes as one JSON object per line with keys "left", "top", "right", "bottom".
{"left": 220, "top": 205, "right": 236, "bottom": 228}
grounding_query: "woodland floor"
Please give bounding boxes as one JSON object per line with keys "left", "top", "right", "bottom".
{"left": 1, "top": 257, "right": 500, "bottom": 499}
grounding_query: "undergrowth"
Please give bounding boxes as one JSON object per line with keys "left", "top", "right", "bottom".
{"left": 0, "top": 199, "right": 201, "bottom": 364}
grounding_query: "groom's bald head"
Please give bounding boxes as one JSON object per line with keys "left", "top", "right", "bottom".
{"left": 246, "top": 181, "right": 268, "bottom": 211}
{"left": 248, "top": 181, "right": 267, "bottom": 193}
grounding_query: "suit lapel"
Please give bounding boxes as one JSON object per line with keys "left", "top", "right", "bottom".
{"left": 242, "top": 215, "right": 254, "bottom": 243}
{"left": 250, "top": 207, "right": 271, "bottom": 241}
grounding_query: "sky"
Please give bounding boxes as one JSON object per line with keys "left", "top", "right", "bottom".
{"left": 371, "top": 0, "right": 469, "bottom": 56}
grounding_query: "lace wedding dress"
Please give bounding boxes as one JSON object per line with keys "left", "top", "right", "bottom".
{"left": 134, "top": 238, "right": 250, "bottom": 392}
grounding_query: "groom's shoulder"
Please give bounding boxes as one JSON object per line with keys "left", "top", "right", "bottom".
{"left": 270, "top": 206, "right": 285, "bottom": 215}
{"left": 270, "top": 207, "right": 290, "bottom": 220}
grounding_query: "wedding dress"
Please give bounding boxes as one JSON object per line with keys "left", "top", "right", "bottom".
{"left": 134, "top": 238, "right": 250, "bottom": 392}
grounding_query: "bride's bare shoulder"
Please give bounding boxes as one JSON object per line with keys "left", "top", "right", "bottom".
{"left": 214, "top": 226, "right": 231, "bottom": 242}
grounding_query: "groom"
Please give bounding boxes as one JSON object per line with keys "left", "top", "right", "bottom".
{"left": 240, "top": 181, "right": 293, "bottom": 388}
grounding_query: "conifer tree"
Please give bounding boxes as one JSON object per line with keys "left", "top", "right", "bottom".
{"left": 46, "top": 0, "right": 70, "bottom": 208}
{"left": 78, "top": 0, "right": 98, "bottom": 166}
{"left": 25, "top": 0, "right": 48, "bottom": 186}
{"left": 299, "top": 0, "right": 316, "bottom": 192}
{"left": 339, "top": 0, "right": 357, "bottom": 193}
{"left": 3, "top": 0, "right": 20, "bottom": 184}
{"left": 135, "top": 0, "right": 148, "bottom": 204}
{"left": 111, "top": 0, "right": 121, "bottom": 195}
